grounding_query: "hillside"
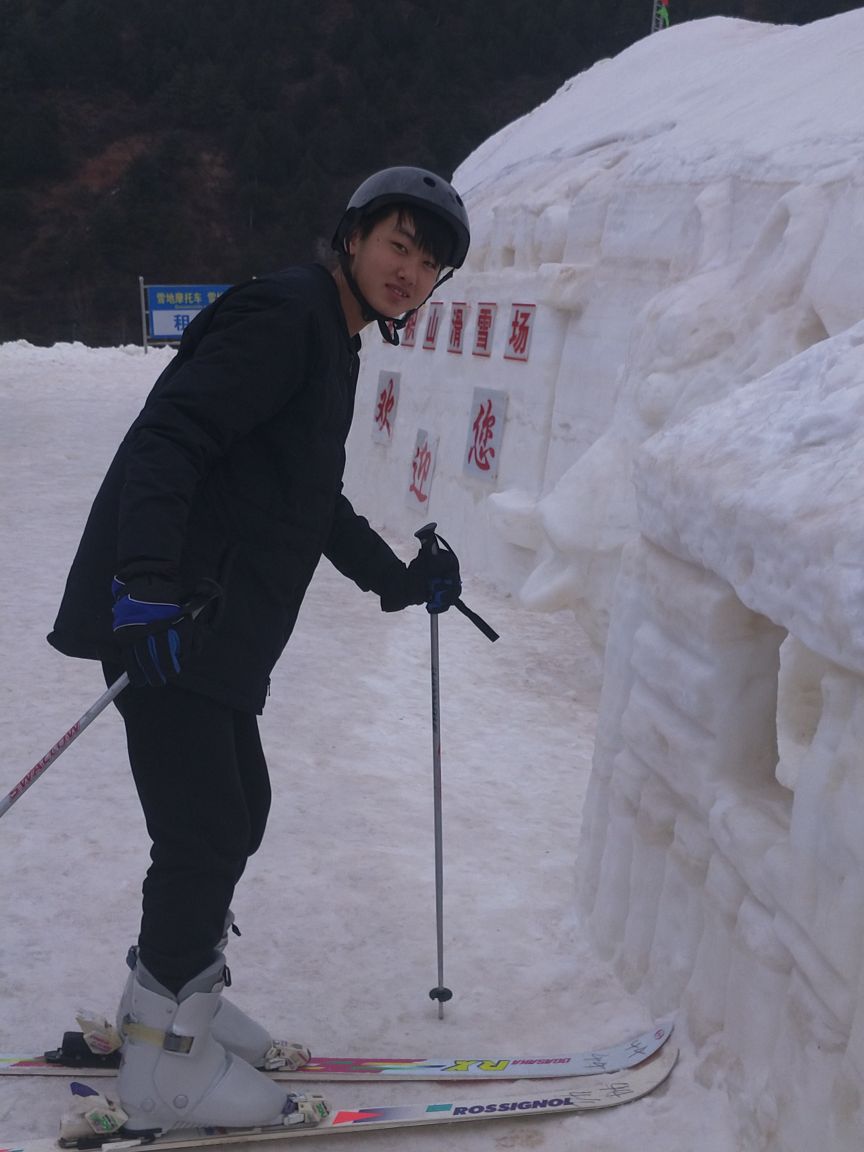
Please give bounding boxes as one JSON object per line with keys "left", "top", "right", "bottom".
{"left": 1, "top": 0, "right": 859, "bottom": 345}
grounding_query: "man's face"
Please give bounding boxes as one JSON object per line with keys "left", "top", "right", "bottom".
{"left": 348, "top": 210, "right": 441, "bottom": 318}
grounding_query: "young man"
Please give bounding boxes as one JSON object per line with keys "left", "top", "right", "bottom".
{"left": 48, "top": 167, "right": 470, "bottom": 1134}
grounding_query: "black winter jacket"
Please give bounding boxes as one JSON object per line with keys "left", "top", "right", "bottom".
{"left": 48, "top": 264, "right": 408, "bottom": 712}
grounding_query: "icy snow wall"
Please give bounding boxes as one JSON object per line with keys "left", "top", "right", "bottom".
{"left": 344, "top": 11, "right": 864, "bottom": 1149}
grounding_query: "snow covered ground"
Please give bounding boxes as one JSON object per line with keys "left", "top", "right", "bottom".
{"left": 0, "top": 342, "right": 734, "bottom": 1148}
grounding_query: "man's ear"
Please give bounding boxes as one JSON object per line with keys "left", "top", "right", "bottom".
{"left": 346, "top": 228, "right": 361, "bottom": 257}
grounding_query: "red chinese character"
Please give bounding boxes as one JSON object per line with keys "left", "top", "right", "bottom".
{"left": 375, "top": 378, "right": 395, "bottom": 437}
{"left": 473, "top": 304, "right": 496, "bottom": 357}
{"left": 468, "top": 400, "right": 496, "bottom": 472}
{"left": 448, "top": 305, "right": 465, "bottom": 353}
{"left": 402, "top": 311, "right": 419, "bottom": 346}
{"left": 423, "top": 303, "right": 442, "bottom": 350}
{"left": 409, "top": 440, "right": 432, "bottom": 503}
{"left": 507, "top": 308, "right": 533, "bottom": 359}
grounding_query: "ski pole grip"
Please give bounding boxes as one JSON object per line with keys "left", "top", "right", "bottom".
{"left": 414, "top": 521, "right": 439, "bottom": 555}
{"left": 181, "top": 579, "right": 223, "bottom": 621}
{"left": 414, "top": 523, "right": 499, "bottom": 641}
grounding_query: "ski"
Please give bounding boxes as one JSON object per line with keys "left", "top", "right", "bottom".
{"left": 0, "top": 1018, "right": 673, "bottom": 1081}
{"left": 0, "top": 1042, "right": 678, "bottom": 1151}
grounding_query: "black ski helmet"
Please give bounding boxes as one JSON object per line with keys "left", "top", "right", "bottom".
{"left": 332, "top": 166, "right": 470, "bottom": 269}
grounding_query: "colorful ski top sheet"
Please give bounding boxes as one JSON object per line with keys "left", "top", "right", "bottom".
{"left": 0, "top": 1018, "right": 673, "bottom": 1081}
{"left": 0, "top": 1042, "right": 679, "bottom": 1151}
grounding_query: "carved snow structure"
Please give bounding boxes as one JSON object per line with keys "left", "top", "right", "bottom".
{"left": 579, "top": 325, "right": 864, "bottom": 1151}
{"left": 346, "top": 16, "right": 864, "bottom": 1147}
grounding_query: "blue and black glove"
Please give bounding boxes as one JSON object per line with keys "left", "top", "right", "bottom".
{"left": 379, "top": 535, "right": 462, "bottom": 614}
{"left": 413, "top": 541, "right": 461, "bottom": 614}
{"left": 111, "top": 575, "right": 217, "bottom": 687}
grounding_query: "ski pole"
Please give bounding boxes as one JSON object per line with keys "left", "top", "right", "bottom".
{"left": 0, "top": 583, "right": 222, "bottom": 821}
{"left": 414, "top": 523, "right": 499, "bottom": 1017}
{"left": 0, "top": 673, "right": 129, "bottom": 820}
{"left": 415, "top": 523, "right": 452, "bottom": 1019}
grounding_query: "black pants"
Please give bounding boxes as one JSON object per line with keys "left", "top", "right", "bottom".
{"left": 104, "top": 665, "right": 271, "bottom": 993}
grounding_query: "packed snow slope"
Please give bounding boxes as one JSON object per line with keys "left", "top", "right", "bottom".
{"left": 0, "top": 343, "right": 729, "bottom": 1149}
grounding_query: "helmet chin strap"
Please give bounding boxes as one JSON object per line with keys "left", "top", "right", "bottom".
{"left": 337, "top": 249, "right": 454, "bottom": 346}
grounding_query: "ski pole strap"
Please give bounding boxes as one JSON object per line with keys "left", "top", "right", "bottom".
{"left": 454, "top": 598, "right": 499, "bottom": 642}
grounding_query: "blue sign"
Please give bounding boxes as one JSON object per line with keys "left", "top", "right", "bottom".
{"left": 145, "top": 283, "right": 231, "bottom": 339}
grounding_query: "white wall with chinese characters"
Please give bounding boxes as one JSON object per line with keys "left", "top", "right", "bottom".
{"left": 345, "top": 15, "right": 864, "bottom": 642}
{"left": 343, "top": 11, "right": 864, "bottom": 1151}
{"left": 346, "top": 281, "right": 567, "bottom": 588}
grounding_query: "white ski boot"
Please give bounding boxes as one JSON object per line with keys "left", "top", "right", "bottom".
{"left": 116, "top": 955, "right": 327, "bottom": 1134}
{"left": 117, "top": 912, "right": 310, "bottom": 1072}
